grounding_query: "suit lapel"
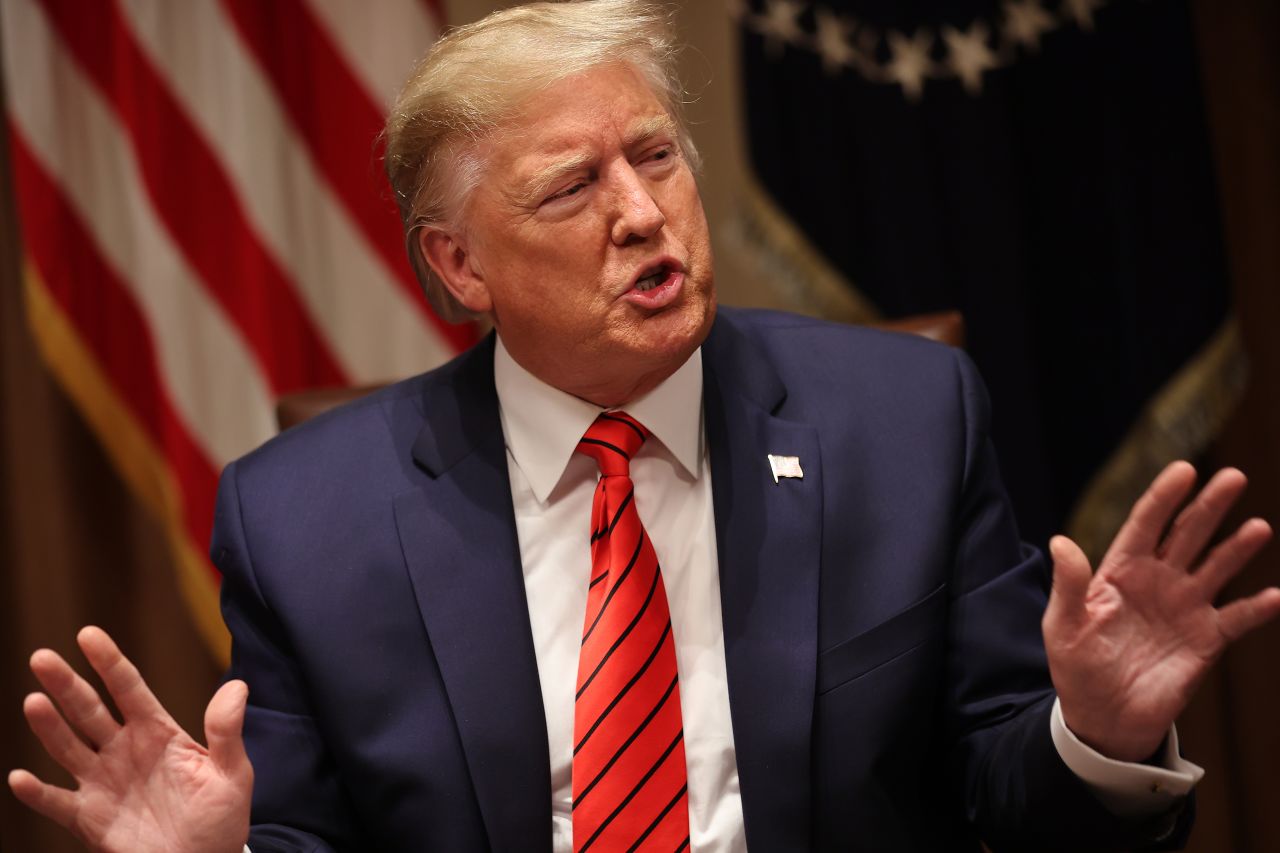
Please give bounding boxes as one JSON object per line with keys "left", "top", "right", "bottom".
{"left": 703, "top": 315, "right": 822, "bottom": 851}
{"left": 393, "top": 337, "right": 552, "bottom": 853}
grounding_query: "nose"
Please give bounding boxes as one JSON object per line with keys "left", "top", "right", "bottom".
{"left": 609, "top": 167, "right": 665, "bottom": 246}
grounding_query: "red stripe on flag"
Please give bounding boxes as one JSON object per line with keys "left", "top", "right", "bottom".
{"left": 37, "top": 0, "right": 350, "bottom": 395}
{"left": 219, "top": 0, "right": 476, "bottom": 353}
{"left": 11, "top": 127, "right": 220, "bottom": 553}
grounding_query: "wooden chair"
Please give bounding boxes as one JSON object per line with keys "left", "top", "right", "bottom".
{"left": 275, "top": 310, "right": 965, "bottom": 431}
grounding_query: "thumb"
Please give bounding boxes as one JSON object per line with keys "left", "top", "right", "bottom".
{"left": 205, "top": 680, "right": 251, "bottom": 778}
{"left": 1045, "top": 535, "right": 1092, "bottom": 633}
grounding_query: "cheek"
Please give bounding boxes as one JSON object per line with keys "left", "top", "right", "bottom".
{"left": 489, "top": 235, "right": 592, "bottom": 304}
{"left": 663, "top": 177, "right": 710, "bottom": 239}
{"left": 509, "top": 246, "right": 610, "bottom": 328}
{"left": 546, "top": 235, "right": 614, "bottom": 309}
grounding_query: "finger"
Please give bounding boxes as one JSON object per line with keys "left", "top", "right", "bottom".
{"left": 1044, "top": 535, "right": 1092, "bottom": 633}
{"left": 1158, "top": 467, "right": 1248, "bottom": 569}
{"left": 205, "top": 680, "right": 252, "bottom": 779}
{"left": 76, "top": 626, "right": 167, "bottom": 724}
{"left": 1218, "top": 587, "right": 1280, "bottom": 643}
{"left": 22, "top": 692, "right": 98, "bottom": 778}
{"left": 28, "top": 648, "right": 121, "bottom": 749}
{"left": 8, "top": 768, "right": 80, "bottom": 828}
{"left": 1108, "top": 461, "right": 1198, "bottom": 559}
{"left": 1193, "top": 518, "right": 1274, "bottom": 601}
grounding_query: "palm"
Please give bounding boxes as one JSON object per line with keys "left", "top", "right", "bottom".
{"left": 9, "top": 628, "right": 252, "bottom": 853}
{"left": 75, "top": 728, "right": 245, "bottom": 852}
{"left": 1044, "top": 463, "right": 1280, "bottom": 762}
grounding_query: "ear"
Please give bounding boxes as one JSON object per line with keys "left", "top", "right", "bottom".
{"left": 418, "top": 227, "right": 493, "bottom": 314}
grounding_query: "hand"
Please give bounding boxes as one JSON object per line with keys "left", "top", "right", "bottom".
{"left": 1043, "top": 461, "right": 1280, "bottom": 762}
{"left": 8, "top": 626, "right": 253, "bottom": 853}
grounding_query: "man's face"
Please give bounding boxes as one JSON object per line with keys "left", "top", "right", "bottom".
{"left": 442, "top": 63, "right": 715, "bottom": 406}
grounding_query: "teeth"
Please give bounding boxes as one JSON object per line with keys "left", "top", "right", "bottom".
{"left": 636, "top": 269, "right": 665, "bottom": 292}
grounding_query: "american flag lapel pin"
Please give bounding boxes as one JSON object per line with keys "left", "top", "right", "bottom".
{"left": 767, "top": 454, "right": 803, "bottom": 484}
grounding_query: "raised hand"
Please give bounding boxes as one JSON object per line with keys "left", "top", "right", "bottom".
{"left": 1044, "top": 461, "right": 1280, "bottom": 762}
{"left": 8, "top": 626, "right": 253, "bottom": 853}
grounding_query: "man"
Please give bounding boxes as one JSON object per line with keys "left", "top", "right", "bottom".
{"left": 10, "top": 1, "right": 1280, "bottom": 851}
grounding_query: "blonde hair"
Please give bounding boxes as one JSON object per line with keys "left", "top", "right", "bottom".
{"left": 383, "top": 0, "right": 699, "bottom": 323}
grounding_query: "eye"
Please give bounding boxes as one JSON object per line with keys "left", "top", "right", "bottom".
{"left": 544, "top": 180, "right": 587, "bottom": 205}
{"left": 645, "top": 145, "right": 676, "bottom": 164}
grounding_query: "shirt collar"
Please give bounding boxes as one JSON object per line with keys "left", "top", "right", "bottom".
{"left": 493, "top": 335, "right": 704, "bottom": 504}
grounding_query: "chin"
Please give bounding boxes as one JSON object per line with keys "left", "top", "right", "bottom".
{"left": 643, "top": 294, "right": 714, "bottom": 360}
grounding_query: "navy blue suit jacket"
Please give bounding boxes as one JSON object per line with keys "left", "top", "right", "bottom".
{"left": 213, "top": 308, "right": 1188, "bottom": 851}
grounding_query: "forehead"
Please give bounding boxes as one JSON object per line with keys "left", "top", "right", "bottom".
{"left": 486, "top": 64, "right": 674, "bottom": 174}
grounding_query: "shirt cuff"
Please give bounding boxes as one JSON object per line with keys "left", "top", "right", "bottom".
{"left": 1050, "top": 697, "right": 1204, "bottom": 816}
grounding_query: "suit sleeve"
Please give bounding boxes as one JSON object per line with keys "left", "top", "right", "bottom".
{"left": 213, "top": 460, "right": 356, "bottom": 852}
{"left": 943, "top": 350, "right": 1193, "bottom": 852}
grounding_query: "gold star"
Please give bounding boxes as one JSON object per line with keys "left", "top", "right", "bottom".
{"left": 942, "top": 21, "right": 999, "bottom": 95}
{"left": 1002, "top": 0, "right": 1056, "bottom": 53}
{"left": 813, "top": 9, "right": 856, "bottom": 75}
{"left": 1062, "top": 0, "right": 1106, "bottom": 32}
{"left": 885, "top": 29, "right": 935, "bottom": 102}
{"left": 753, "top": 0, "right": 807, "bottom": 58}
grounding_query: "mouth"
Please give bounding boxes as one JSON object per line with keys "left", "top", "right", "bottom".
{"left": 623, "top": 258, "right": 686, "bottom": 310}
{"left": 633, "top": 261, "right": 676, "bottom": 292}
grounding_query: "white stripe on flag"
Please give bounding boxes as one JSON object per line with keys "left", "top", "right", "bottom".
{"left": 118, "top": 0, "right": 452, "bottom": 384}
{"left": 3, "top": 0, "right": 277, "bottom": 464}
{"left": 302, "top": 0, "right": 440, "bottom": 111}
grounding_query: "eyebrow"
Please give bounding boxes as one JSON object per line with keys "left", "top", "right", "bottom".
{"left": 511, "top": 113, "right": 680, "bottom": 207}
{"left": 513, "top": 151, "right": 595, "bottom": 208}
{"left": 623, "top": 113, "right": 679, "bottom": 148}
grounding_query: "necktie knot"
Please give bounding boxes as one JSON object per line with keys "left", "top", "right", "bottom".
{"left": 577, "top": 412, "right": 650, "bottom": 478}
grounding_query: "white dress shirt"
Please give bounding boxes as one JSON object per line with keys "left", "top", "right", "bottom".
{"left": 494, "top": 338, "right": 745, "bottom": 852}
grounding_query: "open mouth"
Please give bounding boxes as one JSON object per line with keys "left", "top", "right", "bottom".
{"left": 634, "top": 262, "right": 673, "bottom": 292}
{"left": 623, "top": 258, "right": 685, "bottom": 309}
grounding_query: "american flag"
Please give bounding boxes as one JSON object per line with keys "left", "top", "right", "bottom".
{"left": 2, "top": 0, "right": 470, "bottom": 662}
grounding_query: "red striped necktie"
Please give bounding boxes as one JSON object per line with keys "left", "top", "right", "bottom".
{"left": 571, "top": 411, "right": 690, "bottom": 853}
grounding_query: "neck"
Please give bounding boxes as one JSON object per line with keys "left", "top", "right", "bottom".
{"left": 497, "top": 340, "right": 696, "bottom": 410}
{"left": 567, "top": 365, "right": 680, "bottom": 409}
